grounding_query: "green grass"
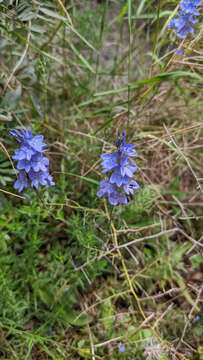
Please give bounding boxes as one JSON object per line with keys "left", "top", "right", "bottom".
{"left": 0, "top": 0, "right": 203, "bottom": 359}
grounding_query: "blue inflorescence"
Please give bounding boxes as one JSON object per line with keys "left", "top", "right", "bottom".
{"left": 10, "top": 129, "right": 55, "bottom": 192}
{"left": 97, "top": 131, "right": 139, "bottom": 206}
{"left": 168, "top": 0, "right": 201, "bottom": 39}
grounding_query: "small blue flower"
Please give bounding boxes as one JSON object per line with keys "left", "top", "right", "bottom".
{"left": 109, "top": 191, "right": 128, "bottom": 206}
{"left": 97, "top": 180, "right": 116, "bottom": 198}
{"left": 28, "top": 134, "right": 47, "bottom": 152}
{"left": 9, "top": 129, "right": 33, "bottom": 142}
{"left": 175, "top": 48, "right": 184, "bottom": 55}
{"left": 194, "top": 314, "right": 201, "bottom": 322}
{"left": 124, "top": 180, "right": 140, "bottom": 195}
{"left": 14, "top": 171, "right": 29, "bottom": 192}
{"left": 101, "top": 152, "right": 118, "bottom": 173}
{"left": 180, "top": 0, "right": 201, "bottom": 13}
{"left": 110, "top": 169, "right": 129, "bottom": 187}
{"left": 118, "top": 342, "right": 126, "bottom": 353}
{"left": 119, "top": 158, "right": 137, "bottom": 178}
{"left": 97, "top": 180, "right": 128, "bottom": 206}
{"left": 10, "top": 129, "right": 55, "bottom": 192}
{"left": 168, "top": 0, "right": 201, "bottom": 39}
{"left": 13, "top": 145, "right": 35, "bottom": 161}
{"left": 97, "top": 131, "right": 140, "bottom": 206}
{"left": 29, "top": 169, "right": 54, "bottom": 189}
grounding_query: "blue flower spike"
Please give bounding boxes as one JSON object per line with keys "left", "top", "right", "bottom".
{"left": 168, "top": 0, "right": 202, "bottom": 39}
{"left": 97, "top": 131, "right": 140, "bottom": 206}
{"left": 10, "top": 129, "right": 55, "bottom": 192}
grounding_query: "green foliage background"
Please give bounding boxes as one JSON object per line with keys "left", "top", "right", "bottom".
{"left": 0, "top": 0, "right": 203, "bottom": 359}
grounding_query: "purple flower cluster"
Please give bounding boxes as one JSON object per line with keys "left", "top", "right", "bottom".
{"left": 97, "top": 131, "right": 139, "bottom": 206}
{"left": 10, "top": 129, "right": 55, "bottom": 192}
{"left": 168, "top": 0, "right": 201, "bottom": 39}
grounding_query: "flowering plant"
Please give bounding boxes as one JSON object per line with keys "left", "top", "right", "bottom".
{"left": 10, "top": 129, "right": 55, "bottom": 192}
{"left": 97, "top": 131, "right": 139, "bottom": 205}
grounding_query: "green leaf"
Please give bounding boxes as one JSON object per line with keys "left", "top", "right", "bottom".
{"left": 100, "top": 299, "right": 114, "bottom": 335}
{"left": 2, "top": 84, "right": 22, "bottom": 110}
{"left": 190, "top": 255, "right": 203, "bottom": 270}
{"left": 39, "top": 7, "right": 67, "bottom": 21}
{"left": 59, "top": 309, "right": 92, "bottom": 327}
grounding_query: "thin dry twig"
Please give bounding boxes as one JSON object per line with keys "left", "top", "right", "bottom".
{"left": 164, "top": 124, "right": 203, "bottom": 193}
{"left": 176, "top": 285, "right": 203, "bottom": 350}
